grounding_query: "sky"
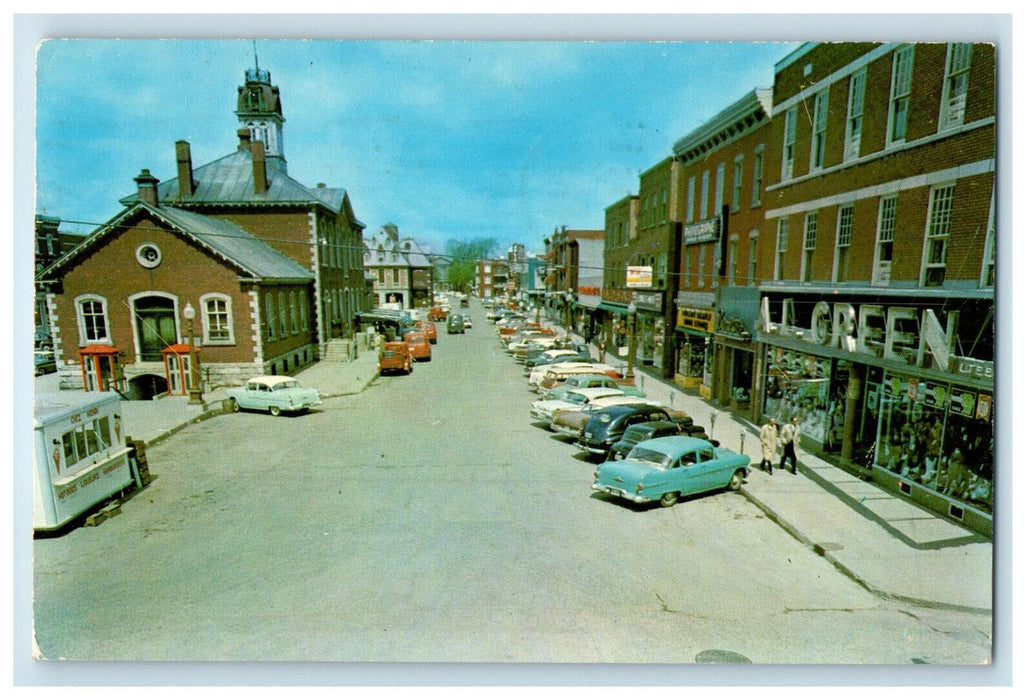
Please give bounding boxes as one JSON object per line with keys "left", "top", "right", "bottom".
{"left": 31, "top": 33, "right": 795, "bottom": 255}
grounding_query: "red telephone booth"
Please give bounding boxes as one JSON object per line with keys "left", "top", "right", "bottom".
{"left": 162, "top": 343, "right": 193, "bottom": 396}
{"left": 78, "top": 345, "right": 124, "bottom": 392}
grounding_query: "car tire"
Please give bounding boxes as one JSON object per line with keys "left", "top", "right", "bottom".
{"left": 728, "top": 470, "right": 744, "bottom": 491}
{"left": 659, "top": 491, "right": 679, "bottom": 508}
{"left": 230, "top": 398, "right": 241, "bottom": 413}
{"left": 269, "top": 405, "right": 282, "bottom": 417}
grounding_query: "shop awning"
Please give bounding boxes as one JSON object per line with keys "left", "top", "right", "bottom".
{"left": 596, "top": 302, "right": 627, "bottom": 314}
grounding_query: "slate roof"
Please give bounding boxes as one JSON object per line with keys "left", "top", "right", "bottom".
{"left": 40, "top": 202, "right": 313, "bottom": 283}
{"left": 120, "top": 148, "right": 330, "bottom": 209}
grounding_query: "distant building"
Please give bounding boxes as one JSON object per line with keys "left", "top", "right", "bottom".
{"left": 363, "top": 224, "right": 434, "bottom": 309}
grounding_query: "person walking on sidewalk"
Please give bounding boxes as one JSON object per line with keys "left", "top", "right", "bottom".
{"left": 759, "top": 417, "right": 779, "bottom": 474}
{"left": 779, "top": 416, "right": 801, "bottom": 474}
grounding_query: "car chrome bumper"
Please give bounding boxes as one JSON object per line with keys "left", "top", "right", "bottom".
{"left": 552, "top": 424, "right": 582, "bottom": 438}
{"left": 591, "top": 483, "right": 648, "bottom": 503}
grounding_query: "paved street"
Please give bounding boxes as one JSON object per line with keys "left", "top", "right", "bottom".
{"left": 32, "top": 311, "right": 992, "bottom": 664}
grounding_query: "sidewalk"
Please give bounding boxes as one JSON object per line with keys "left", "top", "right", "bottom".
{"left": 545, "top": 320, "right": 993, "bottom": 614}
{"left": 34, "top": 343, "right": 381, "bottom": 449}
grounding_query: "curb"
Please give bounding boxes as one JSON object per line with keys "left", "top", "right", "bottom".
{"left": 739, "top": 486, "right": 992, "bottom": 616}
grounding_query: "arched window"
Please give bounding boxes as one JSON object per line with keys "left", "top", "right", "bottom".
{"left": 299, "top": 290, "right": 309, "bottom": 331}
{"left": 75, "top": 295, "right": 110, "bottom": 344}
{"left": 289, "top": 291, "right": 299, "bottom": 334}
{"left": 278, "top": 291, "right": 289, "bottom": 337}
{"left": 266, "top": 293, "right": 277, "bottom": 340}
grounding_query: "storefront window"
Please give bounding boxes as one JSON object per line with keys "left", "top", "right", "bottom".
{"left": 874, "top": 374, "right": 993, "bottom": 514}
{"left": 763, "top": 349, "right": 833, "bottom": 444}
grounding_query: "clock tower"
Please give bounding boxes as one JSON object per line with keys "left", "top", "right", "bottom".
{"left": 235, "top": 60, "right": 287, "bottom": 173}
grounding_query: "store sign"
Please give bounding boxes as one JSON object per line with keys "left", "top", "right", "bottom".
{"left": 760, "top": 297, "right": 991, "bottom": 380}
{"left": 683, "top": 217, "right": 721, "bottom": 245}
{"left": 626, "top": 266, "right": 653, "bottom": 288}
{"left": 677, "top": 307, "right": 714, "bottom": 333}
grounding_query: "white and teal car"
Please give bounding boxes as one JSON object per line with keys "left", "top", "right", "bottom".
{"left": 592, "top": 436, "right": 750, "bottom": 508}
{"left": 541, "top": 374, "right": 646, "bottom": 400}
{"left": 225, "top": 376, "right": 322, "bottom": 417}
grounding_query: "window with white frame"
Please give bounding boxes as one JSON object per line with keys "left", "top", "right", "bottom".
{"left": 266, "top": 293, "right": 277, "bottom": 339}
{"left": 732, "top": 156, "right": 743, "bottom": 212}
{"left": 747, "top": 234, "right": 758, "bottom": 285}
{"left": 982, "top": 190, "right": 995, "bottom": 287}
{"left": 752, "top": 149, "right": 764, "bottom": 206}
{"left": 76, "top": 295, "right": 109, "bottom": 344}
{"left": 802, "top": 212, "right": 818, "bottom": 282}
{"left": 782, "top": 106, "right": 797, "bottom": 181}
{"left": 289, "top": 291, "right": 299, "bottom": 334}
{"left": 697, "top": 246, "right": 706, "bottom": 288}
{"left": 844, "top": 70, "right": 866, "bottom": 161}
{"left": 810, "top": 90, "right": 829, "bottom": 171}
{"left": 922, "top": 184, "right": 954, "bottom": 287}
{"left": 775, "top": 218, "right": 789, "bottom": 281}
{"left": 873, "top": 196, "right": 897, "bottom": 285}
{"left": 278, "top": 291, "right": 289, "bottom": 337}
{"left": 714, "top": 163, "right": 725, "bottom": 218}
{"left": 834, "top": 205, "right": 854, "bottom": 283}
{"left": 686, "top": 175, "right": 696, "bottom": 222}
{"left": 661, "top": 189, "right": 667, "bottom": 224}
{"left": 888, "top": 44, "right": 913, "bottom": 145}
{"left": 201, "top": 294, "right": 233, "bottom": 344}
{"left": 727, "top": 234, "right": 739, "bottom": 286}
{"left": 700, "top": 171, "right": 710, "bottom": 220}
{"left": 940, "top": 43, "right": 972, "bottom": 131}
{"left": 300, "top": 290, "right": 309, "bottom": 331}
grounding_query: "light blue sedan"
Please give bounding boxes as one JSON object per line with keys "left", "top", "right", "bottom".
{"left": 225, "top": 375, "right": 322, "bottom": 416}
{"left": 592, "top": 436, "right": 750, "bottom": 508}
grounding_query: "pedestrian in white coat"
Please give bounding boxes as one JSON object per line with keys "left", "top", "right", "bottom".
{"left": 759, "top": 417, "right": 779, "bottom": 474}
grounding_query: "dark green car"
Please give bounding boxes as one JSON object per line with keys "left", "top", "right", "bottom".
{"left": 446, "top": 314, "right": 465, "bottom": 334}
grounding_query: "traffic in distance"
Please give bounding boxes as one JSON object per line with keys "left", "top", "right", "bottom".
{"left": 362, "top": 292, "right": 752, "bottom": 509}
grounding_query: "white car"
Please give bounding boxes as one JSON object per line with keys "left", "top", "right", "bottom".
{"left": 225, "top": 376, "right": 322, "bottom": 416}
{"left": 529, "top": 387, "right": 626, "bottom": 424}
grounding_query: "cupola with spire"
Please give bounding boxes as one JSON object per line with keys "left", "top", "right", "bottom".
{"left": 235, "top": 46, "right": 287, "bottom": 174}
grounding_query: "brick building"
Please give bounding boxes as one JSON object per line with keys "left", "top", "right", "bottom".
{"left": 672, "top": 88, "right": 772, "bottom": 402}
{"left": 752, "top": 43, "right": 995, "bottom": 534}
{"left": 37, "top": 63, "right": 369, "bottom": 396}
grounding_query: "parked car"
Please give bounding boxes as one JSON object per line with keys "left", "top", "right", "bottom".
{"left": 447, "top": 314, "right": 466, "bottom": 334}
{"left": 404, "top": 331, "right": 433, "bottom": 362}
{"left": 461, "top": 313, "right": 473, "bottom": 328}
{"left": 525, "top": 348, "right": 593, "bottom": 372}
{"left": 592, "top": 436, "right": 750, "bottom": 508}
{"left": 428, "top": 306, "right": 448, "bottom": 322}
{"left": 606, "top": 419, "right": 710, "bottom": 461}
{"left": 537, "top": 363, "right": 621, "bottom": 392}
{"left": 529, "top": 387, "right": 627, "bottom": 423}
{"left": 578, "top": 403, "right": 691, "bottom": 456}
{"left": 378, "top": 340, "right": 413, "bottom": 375}
{"left": 542, "top": 374, "right": 646, "bottom": 400}
{"left": 225, "top": 376, "right": 322, "bottom": 416}
{"left": 550, "top": 395, "right": 656, "bottom": 435}
{"left": 34, "top": 350, "right": 57, "bottom": 376}
{"left": 417, "top": 320, "right": 438, "bottom": 344}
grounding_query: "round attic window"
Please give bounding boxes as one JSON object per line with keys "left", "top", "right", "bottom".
{"left": 136, "top": 243, "right": 162, "bottom": 269}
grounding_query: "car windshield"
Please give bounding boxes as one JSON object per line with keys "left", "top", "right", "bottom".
{"left": 626, "top": 447, "right": 673, "bottom": 469}
{"left": 271, "top": 380, "right": 300, "bottom": 391}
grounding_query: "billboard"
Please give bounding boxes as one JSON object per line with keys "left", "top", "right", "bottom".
{"left": 626, "top": 266, "right": 653, "bottom": 288}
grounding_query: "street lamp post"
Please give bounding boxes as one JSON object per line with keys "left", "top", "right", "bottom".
{"left": 566, "top": 288, "right": 574, "bottom": 337}
{"left": 626, "top": 300, "right": 637, "bottom": 381}
{"left": 182, "top": 302, "right": 204, "bottom": 405}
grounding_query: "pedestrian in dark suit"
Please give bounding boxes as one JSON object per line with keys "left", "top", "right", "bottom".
{"left": 779, "top": 416, "right": 801, "bottom": 475}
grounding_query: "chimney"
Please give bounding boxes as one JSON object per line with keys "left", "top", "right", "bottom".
{"left": 237, "top": 128, "right": 252, "bottom": 150}
{"left": 251, "top": 141, "right": 268, "bottom": 194}
{"left": 175, "top": 140, "right": 194, "bottom": 197}
{"left": 134, "top": 169, "right": 160, "bottom": 206}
